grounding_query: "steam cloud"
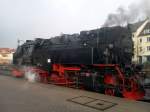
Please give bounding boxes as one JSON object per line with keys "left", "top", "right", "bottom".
{"left": 23, "top": 66, "right": 40, "bottom": 83}
{"left": 104, "top": 0, "right": 150, "bottom": 27}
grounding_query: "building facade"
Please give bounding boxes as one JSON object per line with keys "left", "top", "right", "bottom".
{"left": 0, "top": 48, "right": 15, "bottom": 64}
{"left": 131, "top": 19, "right": 150, "bottom": 64}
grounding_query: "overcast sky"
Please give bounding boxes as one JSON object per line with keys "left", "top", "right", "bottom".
{"left": 0, "top": 0, "right": 140, "bottom": 48}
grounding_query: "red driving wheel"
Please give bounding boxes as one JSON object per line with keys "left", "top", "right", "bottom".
{"left": 105, "top": 88, "right": 115, "bottom": 96}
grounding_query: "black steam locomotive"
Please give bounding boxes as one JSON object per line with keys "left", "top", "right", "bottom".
{"left": 13, "top": 26, "right": 145, "bottom": 100}
{"left": 13, "top": 26, "right": 133, "bottom": 69}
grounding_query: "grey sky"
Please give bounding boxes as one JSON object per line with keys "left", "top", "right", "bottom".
{"left": 0, "top": 0, "right": 139, "bottom": 48}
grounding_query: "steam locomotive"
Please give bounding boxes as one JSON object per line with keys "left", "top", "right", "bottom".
{"left": 13, "top": 26, "right": 145, "bottom": 100}
{"left": 13, "top": 26, "right": 133, "bottom": 67}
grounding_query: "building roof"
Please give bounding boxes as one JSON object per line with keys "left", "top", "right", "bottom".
{"left": 0, "top": 48, "right": 15, "bottom": 54}
{"left": 128, "top": 20, "right": 146, "bottom": 32}
{"left": 139, "top": 22, "right": 150, "bottom": 36}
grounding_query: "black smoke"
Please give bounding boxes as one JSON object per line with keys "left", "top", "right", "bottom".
{"left": 104, "top": 0, "right": 150, "bottom": 27}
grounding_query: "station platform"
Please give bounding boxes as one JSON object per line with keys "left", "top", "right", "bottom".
{"left": 0, "top": 75, "right": 150, "bottom": 112}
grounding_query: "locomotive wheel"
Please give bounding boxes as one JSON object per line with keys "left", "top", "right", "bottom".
{"left": 122, "top": 76, "right": 145, "bottom": 100}
{"left": 105, "top": 87, "right": 115, "bottom": 96}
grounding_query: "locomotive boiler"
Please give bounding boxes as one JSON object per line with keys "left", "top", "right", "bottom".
{"left": 13, "top": 26, "right": 133, "bottom": 68}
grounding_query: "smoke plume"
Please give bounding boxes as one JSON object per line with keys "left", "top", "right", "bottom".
{"left": 104, "top": 0, "right": 150, "bottom": 27}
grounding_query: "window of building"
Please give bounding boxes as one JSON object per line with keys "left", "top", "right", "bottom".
{"left": 147, "top": 37, "right": 150, "bottom": 42}
{"left": 147, "top": 56, "right": 150, "bottom": 62}
{"left": 139, "top": 56, "right": 142, "bottom": 64}
{"left": 140, "top": 38, "right": 142, "bottom": 43}
{"left": 143, "top": 29, "right": 150, "bottom": 35}
{"left": 147, "top": 46, "right": 150, "bottom": 51}
{"left": 132, "top": 34, "right": 134, "bottom": 38}
{"left": 139, "top": 47, "right": 142, "bottom": 52}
